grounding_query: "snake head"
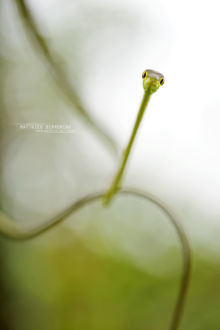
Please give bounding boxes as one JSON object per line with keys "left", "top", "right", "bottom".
{"left": 142, "top": 69, "right": 164, "bottom": 94}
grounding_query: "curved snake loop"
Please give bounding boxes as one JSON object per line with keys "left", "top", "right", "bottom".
{"left": 0, "top": 187, "right": 191, "bottom": 330}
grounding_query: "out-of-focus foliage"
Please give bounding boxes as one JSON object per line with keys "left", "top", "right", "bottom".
{"left": 0, "top": 193, "right": 219, "bottom": 330}
{"left": 0, "top": 229, "right": 220, "bottom": 330}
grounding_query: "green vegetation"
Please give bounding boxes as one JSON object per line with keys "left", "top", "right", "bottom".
{"left": 0, "top": 233, "right": 219, "bottom": 330}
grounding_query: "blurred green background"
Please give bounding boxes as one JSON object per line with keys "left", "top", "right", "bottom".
{"left": 1, "top": 0, "right": 220, "bottom": 329}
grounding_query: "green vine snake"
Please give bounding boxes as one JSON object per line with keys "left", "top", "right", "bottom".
{"left": 103, "top": 69, "right": 165, "bottom": 205}
{"left": 0, "top": 187, "right": 190, "bottom": 330}
{"left": 0, "top": 54, "right": 191, "bottom": 329}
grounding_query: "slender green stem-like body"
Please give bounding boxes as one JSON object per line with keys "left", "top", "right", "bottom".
{"left": 0, "top": 188, "right": 191, "bottom": 330}
{"left": 103, "top": 89, "right": 151, "bottom": 205}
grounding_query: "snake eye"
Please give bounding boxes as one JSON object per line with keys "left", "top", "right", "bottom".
{"left": 159, "top": 78, "right": 164, "bottom": 85}
{"left": 142, "top": 71, "right": 147, "bottom": 79}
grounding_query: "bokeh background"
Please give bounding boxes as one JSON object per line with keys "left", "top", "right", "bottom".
{"left": 1, "top": 0, "right": 220, "bottom": 329}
